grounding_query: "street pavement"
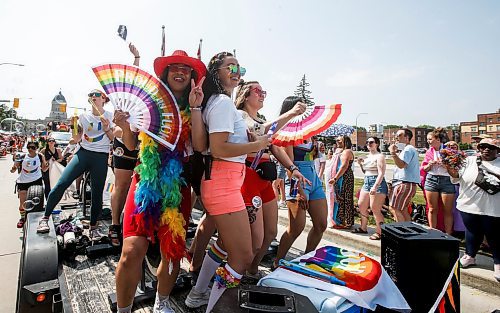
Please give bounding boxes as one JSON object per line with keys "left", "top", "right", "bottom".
{"left": 1, "top": 155, "right": 499, "bottom": 312}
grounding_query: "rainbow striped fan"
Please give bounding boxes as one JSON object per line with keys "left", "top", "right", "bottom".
{"left": 273, "top": 104, "right": 342, "bottom": 146}
{"left": 92, "top": 64, "right": 181, "bottom": 151}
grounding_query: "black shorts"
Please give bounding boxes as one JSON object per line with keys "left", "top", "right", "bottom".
{"left": 17, "top": 178, "right": 43, "bottom": 191}
{"left": 112, "top": 139, "right": 138, "bottom": 171}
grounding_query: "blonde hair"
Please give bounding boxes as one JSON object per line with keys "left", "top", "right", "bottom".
{"left": 234, "top": 80, "right": 259, "bottom": 110}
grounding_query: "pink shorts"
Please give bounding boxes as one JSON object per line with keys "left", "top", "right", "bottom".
{"left": 201, "top": 160, "right": 246, "bottom": 216}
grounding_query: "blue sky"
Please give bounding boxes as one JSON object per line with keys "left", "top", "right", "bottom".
{"left": 1, "top": 0, "right": 499, "bottom": 129}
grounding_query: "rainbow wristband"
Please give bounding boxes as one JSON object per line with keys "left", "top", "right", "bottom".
{"left": 215, "top": 266, "right": 241, "bottom": 289}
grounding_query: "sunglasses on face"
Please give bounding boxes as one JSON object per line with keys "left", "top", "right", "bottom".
{"left": 27, "top": 146, "right": 36, "bottom": 150}
{"left": 48, "top": 140, "right": 55, "bottom": 143}
{"left": 251, "top": 87, "right": 267, "bottom": 98}
{"left": 477, "top": 144, "right": 497, "bottom": 151}
{"left": 168, "top": 64, "right": 192, "bottom": 75}
{"left": 366, "top": 140, "right": 375, "bottom": 145}
{"left": 219, "top": 64, "right": 246, "bottom": 76}
{"left": 88, "top": 92, "right": 103, "bottom": 98}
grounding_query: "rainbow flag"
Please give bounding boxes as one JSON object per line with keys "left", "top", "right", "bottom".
{"left": 260, "top": 246, "right": 410, "bottom": 312}
{"left": 105, "top": 182, "right": 114, "bottom": 193}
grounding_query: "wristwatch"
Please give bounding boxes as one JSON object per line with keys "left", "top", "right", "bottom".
{"left": 288, "top": 164, "right": 299, "bottom": 172}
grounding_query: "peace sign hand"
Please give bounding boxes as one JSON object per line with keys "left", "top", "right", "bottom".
{"left": 189, "top": 76, "right": 206, "bottom": 109}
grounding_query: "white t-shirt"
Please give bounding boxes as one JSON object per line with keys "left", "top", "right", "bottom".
{"left": 428, "top": 149, "right": 450, "bottom": 176}
{"left": 314, "top": 153, "right": 326, "bottom": 176}
{"left": 203, "top": 94, "right": 248, "bottom": 163}
{"left": 78, "top": 111, "right": 114, "bottom": 153}
{"left": 17, "top": 154, "right": 43, "bottom": 183}
{"left": 451, "top": 156, "right": 500, "bottom": 218}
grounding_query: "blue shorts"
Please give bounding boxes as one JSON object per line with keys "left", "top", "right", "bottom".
{"left": 362, "top": 175, "right": 388, "bottom": 194}
{"left": 424, "top": 174, "right": 455, "bottom": 194}
{"left": 277, "top": 164, "right": 287, "bottom": 180}
{"left": 284, "top": 161, "right": 325, "bottom": 201}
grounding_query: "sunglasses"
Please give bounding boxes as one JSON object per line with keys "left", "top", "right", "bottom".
{"left": 219, "top": 64, "right": 246, "bottom": 76}
{"left": 477, "top": 144, "right": 498, "bottom": 151}
{"left": 168, "top": 64, "right": 192, "bottom": 75}
{"left": 88, "top": 92, "right": 103, "bottom": 98}
{"left": 251, "top": 87, "right": 267, "bottom": 98}
{"left": 48, "top": 140, "right": 56, "bottom": 143}
{"left": 27, "top": 146, "right": 37, "bottom": 150}
{"left": 366, "top": 140, "right": 375, "bottom": 145}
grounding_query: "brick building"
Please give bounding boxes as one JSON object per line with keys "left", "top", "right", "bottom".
{"left": 460, "top": 109, "right": 500, "bottom": 144}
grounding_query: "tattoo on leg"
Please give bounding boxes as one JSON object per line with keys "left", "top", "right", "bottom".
{"left": 246, "top": 205, "right": 259, "bottom": 224}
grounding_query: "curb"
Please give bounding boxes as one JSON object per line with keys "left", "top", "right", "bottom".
{"left": 276, "top": 210, "right": 500, "bottom": 297}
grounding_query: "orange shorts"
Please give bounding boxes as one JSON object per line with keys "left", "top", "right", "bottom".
{"left": 241, "top": 165, "right": 276, "bottom": 207}
{"left": 201, "top": 160, "right": 246, "bottom": 216}
{"left": 123, "top": 173, "right": 192, "bottom": 239}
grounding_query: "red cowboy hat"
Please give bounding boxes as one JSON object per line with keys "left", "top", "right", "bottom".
{"left": 154, "top": 50, "right": 207, "bottom": 84}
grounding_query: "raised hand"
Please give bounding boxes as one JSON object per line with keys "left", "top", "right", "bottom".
{"left": 189, "top": 77, "right": 205, "bottom": 108}
{"left": 113, "top": 110, "right": 130, "bottom": 129}
{"left": 290, "top": 101, "right": 307, "bottom": 116}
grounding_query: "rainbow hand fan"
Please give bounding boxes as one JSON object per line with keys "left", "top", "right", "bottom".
{"left": 92, "top": 64, "right": 181, "bottom": 151}
{"left": 273, "top": 104, "right": 342, "bottom": 146}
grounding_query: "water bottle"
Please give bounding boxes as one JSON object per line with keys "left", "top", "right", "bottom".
{"left": 52, "top": 210, "right": 62, "bottom": 225}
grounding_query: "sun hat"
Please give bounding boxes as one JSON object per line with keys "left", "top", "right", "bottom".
{"left": 153, "top": 50, "right": 207, "bottom": 84}
{"left": 471, "top": 134, "right": 492, "bottom": 140}
{"left": 478, "top": 138, "right": 499, "bottom": 149}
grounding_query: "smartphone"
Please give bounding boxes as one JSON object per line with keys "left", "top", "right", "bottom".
{"left": 289, "top": 177, "right": 299, "bottom": 197}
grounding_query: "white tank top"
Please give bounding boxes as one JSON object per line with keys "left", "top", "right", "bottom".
{"left": 17, "top": 154, "right": 43, "bottom": 183}
{"left": 363, "top": 153, "right": 381, "bottom": 176}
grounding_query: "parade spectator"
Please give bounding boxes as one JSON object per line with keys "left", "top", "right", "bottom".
{"left": 40, "top": 138, "right": 63, "bottom": 200}
{"left": 272, "top": 96, "right": 327, "bottom": 270}
{"left": 355, "top": 137, "right": 388, "bottom": 240}
{"left": 37, "top": 90, "right": 114, "bottom": 239}
{"left": 389, "top": 128, "right": 420, "bottom": 222}
{"left": 114, "top": 50, "right": 207, "bottom": 313}
{"left": 186, "top": 52, "right": 271, "bottom": 312}
{"left": 444, "top": 141, "right": 466, "bottom": 234}
{"left": 11, "top": 141, "right": 48, "bottom": 228}
{"left": 421, "top": 128, "right": 455, "bottom": 234}
{"left": 328, "top": 135, "right": 355, "bottom": 228}
{"left": 273, "top": 162, "right": 287, "bottom": 208}
{"left": 445, "top": 138, "right": 499, "bottom": 281}
{"left": 313, "top": 138, "right": 326, "bottom": 179}
{"left": 108, "top": 43, "right": 141, "bottom": 247}
{"left": 235, "top": 80, "right": 307, "bottom": 280}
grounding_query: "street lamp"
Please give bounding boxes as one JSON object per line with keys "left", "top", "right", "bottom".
{"left": 355, "top": 112, "right": 368, "bottom": 151}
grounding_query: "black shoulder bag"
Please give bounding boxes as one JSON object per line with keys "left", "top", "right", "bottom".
{"left": 475, "top": 157, "right": 500, "bottom": 195}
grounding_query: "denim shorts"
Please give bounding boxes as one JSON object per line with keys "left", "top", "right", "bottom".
{"left": 362, "top": 175, "right": 388, "bottom": 194}
{"left": 284, "top": 161, "right": 325, "bottom": 201}
{"left": 277, "top": 164, "right": 287, "bottom": 180}
{"left": 424, "top": 174, "right": 455, "bottom": 194}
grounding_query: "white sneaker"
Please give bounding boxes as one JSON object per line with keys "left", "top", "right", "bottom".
{"left": 460, "top": 254, "right": 476, "bottom": 268}
{"left": 37, "top": 218, "right": 50, "bottom": 233}
{"left": 153, "top": 295, "right": 174, "bottom": 313}
{"left": 185, "top": 287, "right": 210, "bottom": 308}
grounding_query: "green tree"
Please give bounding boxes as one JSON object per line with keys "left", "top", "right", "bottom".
{"left": 0, "top": 103, "right": 18, "bottom": 121}
{"left": 294, "top": 74, "right": 315, "bottom": 106}
{"left": 385, "top": 124, "right": 402, "bottom": 129}
{"left": 352, "top": 126, "right": 367, "bottom": 131}
{"left": 417, "top": 124, "right": 435, "bottom": 129}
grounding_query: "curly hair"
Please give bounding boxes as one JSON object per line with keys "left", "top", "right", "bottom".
{"left": 234, "top": 80, "right": 259, "bottom": 110}
{"left": 201, "top": 52, "right": 233, "bottom": 106}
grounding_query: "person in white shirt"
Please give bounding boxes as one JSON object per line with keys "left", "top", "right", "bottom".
{"left": 37, "top": 90, "right": 114, "bottom": 238}
{"left": 11, "top": 141, "right": 48, "bottom": 228}
{"left": 445, "top": 138, "right": 499, "bottom": 281}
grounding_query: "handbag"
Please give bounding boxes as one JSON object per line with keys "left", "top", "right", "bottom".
{"left": 245, "top": 160, "right": 277, "bottom": 181}
{"left": 475, "top": 157, "right": 500, "bottom": 195}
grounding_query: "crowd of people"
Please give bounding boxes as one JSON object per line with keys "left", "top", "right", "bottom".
{"left": 6, "top": 42, "right": 499, "bottom": 313}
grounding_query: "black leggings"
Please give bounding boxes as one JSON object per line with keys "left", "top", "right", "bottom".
{"left": 460, "top": 211, "right": 500, "bottom": 264}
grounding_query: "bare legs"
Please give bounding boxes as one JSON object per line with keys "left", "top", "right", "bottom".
{"left": 427, "top": 191, "right": 455, "bottom": 234}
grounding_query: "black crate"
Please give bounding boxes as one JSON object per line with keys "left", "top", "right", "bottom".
{"left": 381, "top": 222, "right": 460, "bottom": 313}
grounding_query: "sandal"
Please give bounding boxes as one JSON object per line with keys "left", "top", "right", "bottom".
{"left": 108, "top": 225, "right": 122, "bottom": 247}
{"left": 352, "top": 227, "right": 368, "bottom": 234}
{"left": 369, "top": 233, "right": 381, "bottom": 240}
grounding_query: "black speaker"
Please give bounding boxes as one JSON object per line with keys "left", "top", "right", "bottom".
{"left": 381, "top": 222, "right": 460, "bottom": 313}
{"left": 212, "top": 285, "right": 318, "bottom": 313}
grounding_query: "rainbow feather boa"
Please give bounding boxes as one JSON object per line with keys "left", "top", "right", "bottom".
{"left": 133, "top": 107, "right": 191, "bottom": 262}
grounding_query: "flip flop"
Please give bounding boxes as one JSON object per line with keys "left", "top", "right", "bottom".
{"left": 369, "top": 233, "right": 381, "bottom": 240}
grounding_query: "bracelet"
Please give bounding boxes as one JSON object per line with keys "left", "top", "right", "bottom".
{"left": 288, "top": 164, "right": 299, "bottom": 172}
{"left": 190, "top": 106, "right": 202, "bottom": 111}
{"left": 134, "top": 56, "right": 140, "bottom": 59}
